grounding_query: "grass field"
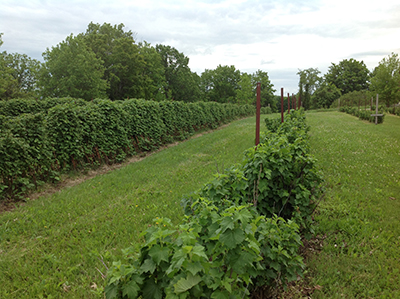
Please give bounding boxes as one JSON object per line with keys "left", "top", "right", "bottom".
{"left": 1, "top": 111, "right": 399, "bottom": 298}
{"left": 306, "top": 112, "right": 400, "bottom": 298}
{"left": 0, "top": 117, "right": 260, "bottom": 298}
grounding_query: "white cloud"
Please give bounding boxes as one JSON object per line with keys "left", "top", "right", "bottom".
{"left": 1, "top": 0, "right": 399, "bottom": 93}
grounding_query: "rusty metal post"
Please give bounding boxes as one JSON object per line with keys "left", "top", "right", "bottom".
{"left": 292, "top": 93, "right": 296, "bottom": 110}
{"left": 255, "top": 82, "right": 261, "bottom": 146}
{"left": 287, "top": 93, "right": 290, "bottom": 114}
{"left": 281, "top": 88, "right": 284, "bottom": 123}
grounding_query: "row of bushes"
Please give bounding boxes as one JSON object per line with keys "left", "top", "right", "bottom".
{"left": 0, "top": 98, "right": 255, "bottom": 200}
{"left": 105, "top": 109, "right": 323, "bottom": 298}
{"left": 339, "top": 106, "right": 385, "bottom": 124}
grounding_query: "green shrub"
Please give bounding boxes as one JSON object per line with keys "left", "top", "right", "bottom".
{"left": 105, "top": 200, "right": 304, "bottom": 299}
{"left": 105, "top": 108, "right": 320, "bottom": 298}
{"left": 0, "top": 113, "right": 57, "bottom": 199}
{"left": 260, "top": 106, "right": 272, "bottom": 114}
{"left": 0, "top": 98, "right": 255, "bottom": 200}
{"left": 339, "top": 106, "right": 385, "bottom": 124}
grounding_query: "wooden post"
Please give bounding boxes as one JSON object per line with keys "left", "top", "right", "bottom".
{"left": 375, "top": 94, "right": 379, "bottom": 125}
{"left": 287, "top": 93, "right": 290, "bottom": 114}
{"left": 370, "top": 94, "right": 383, "bottom": 125}
{"left": 255, "top": 82, "right": 261, "bottom": 146}
{"left": 281, "top": 88, "right": 284, "bottom": 123}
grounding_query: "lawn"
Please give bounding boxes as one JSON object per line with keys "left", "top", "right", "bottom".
{"left": 306, "top": 112, "right": 400, "bottom": 298}
{"left": 0, "top": 116, "right": 265, "bottom": 298}
{"left": 1, "top": 111, "right": 399, "bottom": 298}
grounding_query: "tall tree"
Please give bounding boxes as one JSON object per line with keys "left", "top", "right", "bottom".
{"left": 39, "top": 34, "right": 108, "bottom": 100}
{"left": 138, "top": 41, "right": 169, "bottom": 101}
{"left": 251, "top": 70, "right": 276, "bottom": 110}
{"left": 1, "top": 34, "right": 41, "bottom": 100}
{"left": 1, "top": 33, "right": 17, "bottom": 100}
{"left": 3, "top": 53, "right": 41, "bottom": 97}
{"left": 312, "top": 82, "right": 342, "bottom": 108}
{"left": 297, "top": 68, "right": 321, "bottom": 110}
{"left": 236, "top": 72, "right": 253, "bottom": 104}
{"left": 200, "top": 65, "right": 241, "bottom": 103}
{"left": 156, "top": 44, "right": 200, "bottom": 102}
{"left": 325, "top": 58, "right": 370, "bottom": 95}
{"left": 370, "top": 53, "right": 400, "bottom": 107}
{"left": 82, "top": 22, "right": 145, "bottom": 100}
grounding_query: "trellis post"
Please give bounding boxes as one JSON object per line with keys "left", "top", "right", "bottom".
{"left": 371, "top": 94, "right": 383, "bottom": 125}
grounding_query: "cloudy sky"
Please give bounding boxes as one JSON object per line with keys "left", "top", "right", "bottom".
{"left": 1, "top": 0, "right": 399, "bottom": 93}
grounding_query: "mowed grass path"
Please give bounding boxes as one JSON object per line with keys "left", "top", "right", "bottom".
{"left": 307, "top": 112, "right": 400, "bottom": 298}
{"left": 0, "top": 116, "right": 269, "bottom": 298}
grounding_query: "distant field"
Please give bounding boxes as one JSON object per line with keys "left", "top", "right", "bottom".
{"left": 306, "top": 112, "right": 400, "bottom": 298}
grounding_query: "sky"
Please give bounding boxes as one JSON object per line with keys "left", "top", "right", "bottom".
{"left": 1, "top": 0, "right": 399, "bottom": 94}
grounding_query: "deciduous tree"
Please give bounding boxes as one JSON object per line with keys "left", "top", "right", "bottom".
{"left": 312, "top": 82, "right": 341, "bottom": 108}
{"left": 325, "top": 58, "right": 370, "bottom": 95}
{"left": 370, "top": 52, "right": 400, "bottom": 107}
{"left": 0, "top": 34, "right": 41, "bottom": 100}
{"left": 200, "top": 65, "right": 241, "bottom": 103}
{"left": 236, "top": 72, "right": 253, "bottom": 104}
{"left": 251, "top": 70, "right": 276, "bottom": 110}
{"left": 82, "top": 22, "right": 144, "bottom": 100}
{"left": 297, "top": 68, "right": 321, "bottom": 110}
{"left": 39, "top": 34, "right": 108, "bottom": 100}
{"left": 138, "top": 41, "right": 169, "bottom": 101}
{"left": 156, "top": 44, "right": 200, "bottom": 102}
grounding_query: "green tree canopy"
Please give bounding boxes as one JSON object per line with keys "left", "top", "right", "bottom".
{"left": 200, "top": 65, "right": 241, "bottom": 103}
{"left": 312, "top": 82, "right": 341, "bottom": 109}
{"left": 297, "top": 68, "right": 321, "bottom": 110}
{"left": 39, "top": 34, "right": 108, "bottom": 100}
{"left": 236, "top": 72, "right": 253, "bottom": 105}
{"left": 0, "top": 33, "right": 41, "bottom": 100}
{"left": 138, "top": 41, "right": 169, "bottom": 101}
{"left": 156, "top": 44, "right": 200, "bottom": 102}
{"left": 325, "top": 58, "right": 370, "bottom": 95}
{"left": 370, "top": 52, "right": 400, "bottom": 107}
{"left": 251, "top": 69, "right": 276, "bottom": 110}
{"left": 82, "top": 22, "right": 145, "bottom": 100}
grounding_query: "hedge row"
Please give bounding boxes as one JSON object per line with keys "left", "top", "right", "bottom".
{"left": 105, "top": 109, "right": 323, "bottom": 298}
{"left": 339, "top": 106, "right": 385, "bottom": 124}
{"left": 0, "top": 98, "right": 255, "bottom": 200}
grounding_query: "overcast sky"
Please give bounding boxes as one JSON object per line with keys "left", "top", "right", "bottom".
{"left": 1, "top": 0, "right": 399, "bottom": 94}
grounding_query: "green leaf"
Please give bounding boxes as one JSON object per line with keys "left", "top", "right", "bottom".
{"left": 174, "top": 273, "right": 202, "bottom": 294}
{"left": 192, "top": 245, "right": 208, "bottom": 259}
{"left": 149, "top": 245, "right": 170, "bottom": 265}
{"left": 143, "top": 278, "right": 163, "bottom": 299}
{"left": 220, "top": 216, "right": 234, "bottom": 233}
{"left": 186, "top": 262, "right": 204, "bottom": 276}
{"left": 211, "top": 290, "right": 230, "bottom": 299}
{"left": 140, "top": 258, "right": 156, "bottom": 274}
{"left": 219, "top": 228, "right": 245, "bottom": 249}
{"left": 104, "top": 283, "right": 118, "bottom": 299}
{"left": 122, "top": 280, "right": 140, "bottom": 298}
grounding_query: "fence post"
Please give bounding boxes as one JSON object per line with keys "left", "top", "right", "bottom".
{"left": 287, "top": 93, "right": 290, "bottom": 114}
{"left": 255, "top": 82, "right": 261, "bottom": 146}
{"left": 281, "top": 88, "right": 284, "bottom": 123}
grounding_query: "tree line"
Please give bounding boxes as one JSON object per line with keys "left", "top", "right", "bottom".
{"left": 297, "top": 54, "right": 400, "bottom": 109}
{"left": 2, "top": 22, "right": 398, "bottom": 110}
{"left": 0, "top": 23, "right": 276, "bottom": 109}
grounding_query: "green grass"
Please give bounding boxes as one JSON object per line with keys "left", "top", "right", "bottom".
{"left": 306, "top": 112, "right": 400, "bottom": 298}
{"left": 2, "top": 111, "right": 399, "bottom": 298}
{"left": 0, "top": 115, "right": 275, "bottom": 298}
